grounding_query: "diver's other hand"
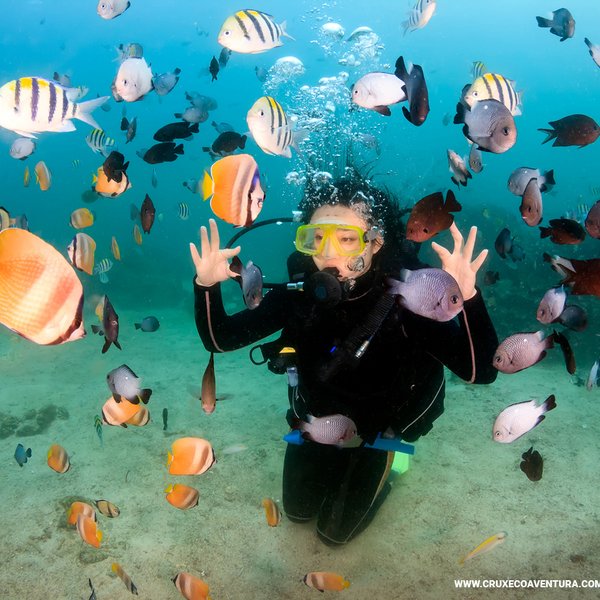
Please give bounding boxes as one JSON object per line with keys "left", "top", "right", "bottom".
{"left": 190, "top": 218, "right": 241, "bottom": 287}
{"left": 431, "top": 222, "right": 488, "bottom": 301}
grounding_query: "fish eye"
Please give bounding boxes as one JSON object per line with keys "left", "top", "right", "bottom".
{"left": 502, "top": 127, "right": 510, "bottom": 136}
{"left": 122, "top": 79, "right": 128, "bottom": 86}
{"left": 494, "top": 355, "right": 502, "bottom": 363}
{"left": 494, "top": 431, "right": 501, "bottom": 438}
{"left": 423, "top": 227, "right": 429, "bottom": 233}
{"left": 473, "top": 91, "right": 478, "bottom": 97}
{"left": 259, "top": 110, "right": 264, "bottom": 116}
{"left": 224, "top": 30, "right": 230, "bottom": 36}
{"left": 450, "top": 294, "right": 460, "bottom": 305}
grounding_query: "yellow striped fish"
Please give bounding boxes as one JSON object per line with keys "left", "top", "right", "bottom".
{"left": 94, "top": 257, "right": 113, "bottom": 275}
{"left": 133, "top": 223, "right": 142, "bottom": 245}
{"left": 471, "top": 61, "right": 487, "bottom": 80}
{"left": 218, "top": 9, "right": 292, "bottom": 54}
{"left": 463, "top": 73, "right": 522, "bottom": 116}
{"left": 246, "top": 96, "right": 294, "bottom": 157}
{"left": 0, "top": 77, "right": 108, "bottom": 137}
{"left": 111, "top": 236, "right": 121, "bottom": 261}
{"left": 23, "top": 165, "right": 30, "bottom": 187}
{"left": 85, "top": 128, "right": 115, "bottom": 156}
{"left": 459, "top": 532, "right": 507, "bottom": 565}
{"left": 402, "top": 0, "right": 437, "bottom": 35}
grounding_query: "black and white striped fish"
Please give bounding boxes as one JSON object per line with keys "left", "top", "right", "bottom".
{"left": 94, "top": 258, "right": 114, "bottom": 275}
{"left": 246, "top": 96, "right": 295, "bottom": 157}
{"left": 402, "top": 0, "right": 437, "bottom": 35}
{"left": 86, "top": 128, "right": 116, "bottom": 156}
{"left": 463, "top": 73, "right": 522, "bottom": 116}
{"left": 218, "top": 9, "right": 293, "bottom": 54}
{"left": 0, "top": 77, "right": 108, "bottom": 138}
{"left": 471, "top": 61, "right": 487, "bottom": 80}
{"left": 177, "top": 202, "right": 189, "bottom": 220}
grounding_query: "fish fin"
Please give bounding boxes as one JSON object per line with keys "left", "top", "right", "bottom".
{"left": 401, "top": 106, "right": 413, "bottom": 124}
{"left": 453, "top": 102, "right": 467, "bottom": 125}
{"left": 135, "top": 322, "right": 141, "bottom": 329}
{"left": 280, "top": 21, "right": 295, "bottom": 41}
{"left": 75, "top": 96, "right": 109, "bottom": 129}
{"left": 538, "top": 128, "right": 556, "bottom": 145}
{"left": 373, "top": 105, "right": 391, "bottom": 116}
{"left": 113, "top": 393, "right": 122, "bottom": 403}
{"left": 543, "top": 169, "right": 555, "bottom": 190}
{"left": 101, "top": 338, "right": 111, "bottom": 353}
{"left": 536, "top": 16, "right": 553, "bottom": 28}
{"left": 543, "top": 394, "right": 557, "bottom": 412}
{"left": 91, "top": 324, "right": 102, "bottom": 334}
{"left": 552, "top": 331, "right": 576, "bottom": 374}
{"left": 201, "top": 171, "right": 213, "bottom": 200}
{"left": 139, "top": 389, "right": 152, "bottom": 404}
{"left": 114, "top": 339, "right": 122, "bottom": 350}
{"left": 539, "top": 226, "right": 551, "bottom": 238}
{"left": 239, "top": 134, "right": 247, "bottom": 149}
{"left": 444, "top": 190, "right": 462, "bottom": 213}
{"left": 394, "top": 56, "right": 408, "bottom": 80}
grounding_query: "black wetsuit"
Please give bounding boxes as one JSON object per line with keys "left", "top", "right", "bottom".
{"left": 194, "top": 252, "right": 498, "bottom": 544}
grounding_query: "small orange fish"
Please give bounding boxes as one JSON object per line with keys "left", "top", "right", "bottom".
{"left": 66, "top": 501, "right": 95, "bottom": 526}
{"left": 133, "top": 223, "right": 142, "bottom": 245}
{"left": 92, "top": 166, "right": 132, "bottom": 198}
{"left": 101, "top": 395, "right": 141, "bottom": 427}
{"left": 23, "top": 165, "right": 30, "bottom": 187}
{"left": 303, "top": 572, "right": 351, "bottom": 592}
{"left": 165, "top": 484, "right": 199, "bottom": 510}
{"left": 172, "top": 572, "right": 211, "bottom": 600}
{"left": 201, "top": 352, "right": 216, "bottom": 414}
{"left": 47, "top": 444, "right": 70, "bottom": 473}
{"left": 111, "top": 236, "right": 121, "bottom": 260}
{"left": 167, "top": 437, "right": 216, "bottom": 476}
{"left": 262, "top": 498, "right": 281, "bottom": 527}
{"left": 76, "top": 514, "right": 102, "bottom": 548}
{"left": 70, "top": 207, "right": 94, "bottom": 229}
{"left": 459, "top": 532, "right": 507, "bottom": 565}
{"left": 34, "top": 160, "right": 51, "bottom": 191}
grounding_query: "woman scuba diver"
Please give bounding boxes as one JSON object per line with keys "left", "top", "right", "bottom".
{"left": 189, "top": 168, "right": 498, "bottom": 545}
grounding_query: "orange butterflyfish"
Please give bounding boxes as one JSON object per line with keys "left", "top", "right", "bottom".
{"left": 76, "top": 514, "right": 103, "bottom": 548}
{"left": 167, "top": 437, "right": 216, "bottom": 476}
{"left": 0, "top": 229, "right": 85, "bottom": 345}
{"left": 262, "top": 498, "right": 281, "bottom": 527}
{"left": 459, "top": 532, "right": 507, "bottom": 565}
{"left": 303, "top": 572, "right": 351, "bottom": 592}
{"left": 23, "top": 165, "right": 30, "bottom": 187}
{"left": 101, "top": 395, "right": 141, "bottom": 427}
{"left": 201, "top": 153, "right": 265, "bottom": 227}
{"left": 92, "top": 166, "right": 132, "bottom": 198}
{"left": 172, "top": 571, "right": 211, "bottom": 600}
{"left": 67, "top": 501, "right": 96, "bottom": 526}
{"left": 67, "top": 232, "right": 96, "bottom": 275}
{"left": 133, "top": 223, "right": 142, "bottom": 245}
{"left": 111, "top": 236, "right": 121, "bottom": 261}
{"left": 112, "top": 563, "right": 138, "bottom": 595}
{"left": 69, "top": 207, "right": 94, "bottom": 229}
{"left": 125, "top": 404, "right": 150, "bottom": 427}
{"left": 34, "top": 160, "right": 51, "bottom": 191}
{"left": 165, "top": 484, "right": 199, "bottom": 510}
{"left": 47, "top": 443, "right": 70, "bottom": 473}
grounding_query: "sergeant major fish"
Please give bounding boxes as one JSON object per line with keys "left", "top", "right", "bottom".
{"left": 402, "top": 0, "right": 436, "bottom": 35}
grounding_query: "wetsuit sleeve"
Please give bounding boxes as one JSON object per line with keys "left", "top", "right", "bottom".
{"left": 403, "top": 288, "right": 498, "bottom": 384}
{"left": 194, "top": 278, "right": 288, "bottom": 352}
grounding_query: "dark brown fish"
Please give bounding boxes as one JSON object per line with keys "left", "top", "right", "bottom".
{"left": 520, "top": 447, "right": 543, "bottom": 481}
{"left": 539, "top": 218, "right": 586, "bottom": 245}
{"left": 203, "top": 131, "right": 247, "bottom": 156}
{"left": 140, "top": 194, "right": 156, "bottom": 234}
{"left": 520, "top": 178, "right": 543, "bottom": 226}
{"left": 153, "top": 121, "right": 199, "bottom": 142}
{"left": 102, "top": 151, "right": 129, "bottom": 184}
{"left": 539, "top": 114, "right": 600, "bottom": 147}
{"left": 483, "top": 270, "right": 500, "bottom": 285}
{"left": 137, "top": 142, "right": 184, "bottom": 164}
{"left": 585, "top": 200, "right": 600, "bottom": 239}
{"left": 209, "top": 56, "right": 219, "bottom": 81}
{"left": 406, "top": 190, "right": 462, "bottom": 242}
{"left": 557, "top": 305, "right": 588, "bottom": 332}
{"left": 544, "top": 253, "right": 600, "bottom": 297}
{"left": 101, "top": 295, "right": 121, "bottom": 354}
{"left": 201, "top": 352, "right": 216, "bottom": 414}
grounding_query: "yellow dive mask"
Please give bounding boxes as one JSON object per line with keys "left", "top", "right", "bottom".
{"left": 295, "top": 223, "right": 378, "bottom": 257}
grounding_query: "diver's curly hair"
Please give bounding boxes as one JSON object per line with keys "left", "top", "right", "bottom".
{"left": 298, "top": 164, "right": 420, "bottom": 273}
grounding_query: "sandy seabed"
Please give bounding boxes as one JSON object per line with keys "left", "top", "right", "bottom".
{"left": 1, "top": 294, "right": 599, "bottom": 600}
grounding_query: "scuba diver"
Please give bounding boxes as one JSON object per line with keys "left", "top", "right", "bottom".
{"left": 189, "top": 169, "right": 498, "bottom": 546}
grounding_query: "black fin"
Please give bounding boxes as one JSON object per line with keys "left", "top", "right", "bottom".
{"left": 538, "top": 128, "right": 556, "bottom": 145}
{"left": 552, "top": 331, "right": 576, "bottom": 374}
{"left": 536, "top": 16, "right": 553, "bottom": 28}
{"left": 401, "top": 106, "right": 413, "bottom": 124}
{"left": 373, "top": 105, "right": 391, "bottom": 116}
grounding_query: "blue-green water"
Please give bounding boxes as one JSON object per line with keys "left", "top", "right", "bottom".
{"left": 2, "top": 1, "right": 600, "bottom": 598}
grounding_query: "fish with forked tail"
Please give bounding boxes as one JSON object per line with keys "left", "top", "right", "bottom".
{"left": 493, "top": 395, "right": 556, "bottom": 443}
{"left": 544, "top": 253, "right": 600, "bottom": 297}
{"left": 91, "top": 295, "right": 121, "bottom": 353}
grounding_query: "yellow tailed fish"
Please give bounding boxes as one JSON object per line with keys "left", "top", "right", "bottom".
{"left": 459, "top": 532, "right": 507, "bottom": 565}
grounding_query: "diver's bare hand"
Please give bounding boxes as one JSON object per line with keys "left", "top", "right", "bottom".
{"left": 189, "top": 218, "right": 241, "bottom": 287}
{"left": 431, "top": 222, "right": 488, "bottom": 300}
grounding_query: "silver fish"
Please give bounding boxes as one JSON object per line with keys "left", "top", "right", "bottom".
{"left": 447, "top": 149, "right": 472, "bottom": 187}
{"left": 493, "top": 395, "right": 556, "bottom": 443}
{"left": 586, "top": 360, "right": 599, "bottom": 391}
{"left": 153, "top": 68, "right": 181, "bottom": 96}
{"left": 536, "top": 287, "right": 566, "bottom": 324}
{"left": 507, "top": 167, "right": 555, "bottom": 195}
{"left": 468, "top": 144, "right": 483, "bottom": 173}
{"left": 386, "top": 268, "right": 464, "bottom": 322}
{"left": 106, "top": 364, "right": 152, "bottom": 404}
{"left": 493, "top": 331, "right": 552, "bottom": 373}
{"left": 300, "top": 414, "right": 358, "bottom": 446}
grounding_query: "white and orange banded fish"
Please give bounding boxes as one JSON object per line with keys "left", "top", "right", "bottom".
{"left": 459, "top": 532, "right": 507, "bottom": 565}
{"left": 34, "top": 160, "right": 51, "bottom": 191}
{"left": 303, "top": 572, "right": 351, "bottom": 592}
{"left": 202, "top": 154, "right": 265, "bottom": 227}
{"left": 165, "top": 484, "right": 199, "bottom": 510}
{"left": 101, "top": 395, "right": 141, "bottom": 427}
{"left": 0, "top": 77, "right": 107, "bottom": 137}
{"left": 167, "top": 437, "right": 216, "bottom": 476}
{"left": 172, "top": 571, "right": 211, "bottom": 600}
{"left": 112, "top": 562, "right": 138, "bottom": 595}
{"left": 125, "top": 404, "right": 150, "bottom": 427}
{"left": 262, "top": 498, "right": 281, "bottom": 527}
{"left": 76, "top": 514, "right": 103, "bottom": 548}
{"left": 67, "top": 232, "right": 96, "bottom": 275}
{"left": 47, "top": 444, "right": 70, "bottom": 473}
{"left": 67, "top": 501, "right": 96, "bottom": 526}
